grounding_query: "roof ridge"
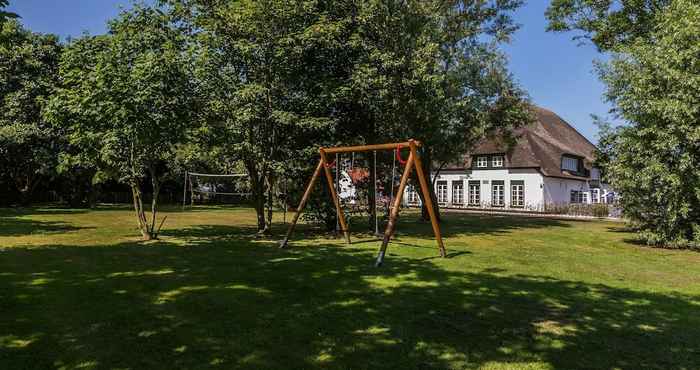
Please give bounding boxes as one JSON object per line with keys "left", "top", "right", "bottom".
{"left": 534, "top": 106, "right": 596, "bottom": 149}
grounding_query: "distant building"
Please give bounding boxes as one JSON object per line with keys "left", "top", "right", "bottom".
{"left": 405, "top": 107, "right": 615, "bottom": 211}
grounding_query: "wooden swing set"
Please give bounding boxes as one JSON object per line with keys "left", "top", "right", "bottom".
{"left": 280, "top": 139, "right": 446, "bottom": 266}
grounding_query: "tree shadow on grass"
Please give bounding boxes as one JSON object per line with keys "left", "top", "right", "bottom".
{"left": 0, "top": 206, "right": 130, "bottom": 217}
{"left": 0, "top": 229, "right": 698, "bottom": 369}
{"left": 0, "top": 215, "right": 91, "bottom": 238}
{"left": 417, "top": 212, "right": 575, "bottom": 238}
{"left": 233, "top": 212, "right": 576, "bottom": 245}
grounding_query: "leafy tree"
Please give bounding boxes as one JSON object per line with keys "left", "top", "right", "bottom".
{"left": 45, "top": 5, "right": 195, "bottom": 240}
{"left": 0, "top": 0, "right": 18, "bottom": 25}
{"left": 0, "top": 21, "right": 61, "bottom": 205}
{"left": 593, "top": 0, "right": 700, "bottom": 248}
{"left": 166, "top": 0, "right": 531, "bottom": 231}
{"left": 166, "top": 0, "right": 346, "bottom": 233}
{"left": 345, "top": 0, "right": 531, "bottom": 221}
{"left": 546, "top": 0, "right": 671, "bottom": 51}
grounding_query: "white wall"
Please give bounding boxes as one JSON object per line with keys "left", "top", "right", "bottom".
{"left": 543, "top": 177, "right": 589, "bottom": 204}
{"left": 404, "top": 168, "right": 616, "bottom": 212}
{"left": 542, "top": 177, "right": 616, "bottom": 205}
{"left": 405, "top": 168, "right": 545, "bottom": 211}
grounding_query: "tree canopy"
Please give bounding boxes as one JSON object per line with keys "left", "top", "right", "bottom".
{"left": 594, "top": 0, "right": 700, "bottom": 248}
{"left": 168, "top": 0, "right": 531, "bottom": 230}
{"left": 169, "top": 0, "right": 346, "bottom": 232}
{"left": 44, "top": 5, "right": 196, "bottom": 240}
{"left": 0, "top": 0, "right": 18, "bottom": 26}
{"left": 546, "top": 0, "right": 671, "bottom": 51}
{"left": 0, "top": 21, "right": 61, "bottom": 204}
{"left": 2, "top": 0, "right": 532, "bottom": 239}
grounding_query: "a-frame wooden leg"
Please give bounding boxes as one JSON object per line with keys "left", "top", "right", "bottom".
{"left": 321, "top": 150, "right": 350, "bottom": 244}
{"left": 411, "top": 141, "right": 447, "bottom": 258}
{"left": 280, "top": 159, "right": 324, "bottom": 248}
{"left": 375, "top": 151, "right": 415, "bottom": 267}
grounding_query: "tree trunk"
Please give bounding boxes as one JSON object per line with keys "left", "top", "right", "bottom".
{"left": 130, "top": 180, "right": 153, "bottom": 241}
{"left": 266, "top": 171, "right": 274, "bottom": 231}
{"left": 255, "top": 179, "right": 269, "bottom": 234}
{"left": 247, "top": 161, "right": 269, "bottom": 234}
{"left": 16, "top": 173, "right": 37, "bottom": 206}
{"left": 149, "top": 166, "right": 161, "bottom": 239}
{"left": 87, "top": 184, "right": 99, "bottom": 209}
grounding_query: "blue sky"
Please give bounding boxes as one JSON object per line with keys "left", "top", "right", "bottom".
{"left": 7, "top": 0, "right": 612, "bottom": 143}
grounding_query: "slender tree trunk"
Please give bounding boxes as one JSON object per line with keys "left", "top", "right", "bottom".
{"left": 255, "top": 178, "right": 268, "bottom": 234}
{"left": 88, "top": 183, "right": 99, "bottom": 209}
{"left": 16, "top": 173, "right": 37, "bottom": 206}
{"left": 247, "top": 161, "right": 269, "bottom": 234}
{"left": 130, "top": 179, "right": 153, "bottom": 241}
{"left": 149, "top": 166, "right": 161, "bottom": 239}
{"left": 266, "top": 171, "right": 274, "bottom": 231}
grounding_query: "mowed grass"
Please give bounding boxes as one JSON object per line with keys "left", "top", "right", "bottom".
{"left": 1, "top": 206, "right": 699, "bottom": 369}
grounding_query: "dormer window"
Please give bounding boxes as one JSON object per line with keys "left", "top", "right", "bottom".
{"left": 492, "top": 155, "right": 504, "bottom": 167}
{"left": 561, "top": 155, "right": 580, "bottom": 172}
{"left": 476, "top": 156, "right": 488, "bottom": 168}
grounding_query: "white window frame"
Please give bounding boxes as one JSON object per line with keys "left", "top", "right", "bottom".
{"left": 492, "top": 155, "right": 504, "bottom": 168}
{"left": 511, "top": 181, "right": 524, "bottom": 208}
{"left": 468, "top": 181, "right": 480, "bottom": 206}
{"left": 570, "top": 190, "right": 589, "bottom": 204}
{"left": 452, "top": 181, "right": 464, "bottom": 205}
{"left": 562, "top": 156, "right": 580, "bottom": 172}
{"left": 476, "top": 156, "right": 488, "bottom": 168}
{"left": 492, "top": 181, "right": 505, "bottom": 207}
{"left": 591, "top": 188, "right": 600, "bottom": 204}
{"left": 437, "top": 181, "right": 448, "bottom": 204}
{"left": 408, "top": 186, "right": 420, "bottom": 204}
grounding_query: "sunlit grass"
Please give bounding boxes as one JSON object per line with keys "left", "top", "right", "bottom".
{"left": 1, "top": 205, "right": 699, "bottom": 369}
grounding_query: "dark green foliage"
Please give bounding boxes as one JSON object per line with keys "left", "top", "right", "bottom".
{"left": 6, "top": 0, "right": 530, "bottom": 233}
{"left": 596, "top": 1, "right": 700, "bottom": 248}
{"left": 553, "top": 0, "right": 700, "bottom": 248}
{"left": 167, "top": 0, "right": 346, "bottom": 232}
{"left": 166, "top": 0, "right": 531, "bottom": 230}
{"left": 44, "top": 5, "right": 196, "bottom": 239}
{"left": 0, "top": 21, "right": 61, "bottom": 205}
{"left": 338, "top": 0, "right": 532, "bottom": 221}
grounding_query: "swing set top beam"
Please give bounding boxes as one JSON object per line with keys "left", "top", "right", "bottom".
{"left": 320, "top": 140, "right": 421, "bottom": 154}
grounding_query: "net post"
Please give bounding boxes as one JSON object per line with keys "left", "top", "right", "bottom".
{"left": 182, "top": 170, "right": 188, "bottom": 210}
{"left": 189, "top": 173, "right": 194, "bottom": 208}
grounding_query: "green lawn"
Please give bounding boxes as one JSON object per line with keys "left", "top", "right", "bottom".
{"left": 1, "top": 206, "right": 699, "bottom": 369}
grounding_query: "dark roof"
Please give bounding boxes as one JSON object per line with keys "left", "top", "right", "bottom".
{"left": 455, "top": 106, "right": 597, "bottom": 180}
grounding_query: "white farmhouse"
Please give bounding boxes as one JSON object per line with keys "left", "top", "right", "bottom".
{"left": 405, "top": 107, "right": 615, "bottom": 212}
